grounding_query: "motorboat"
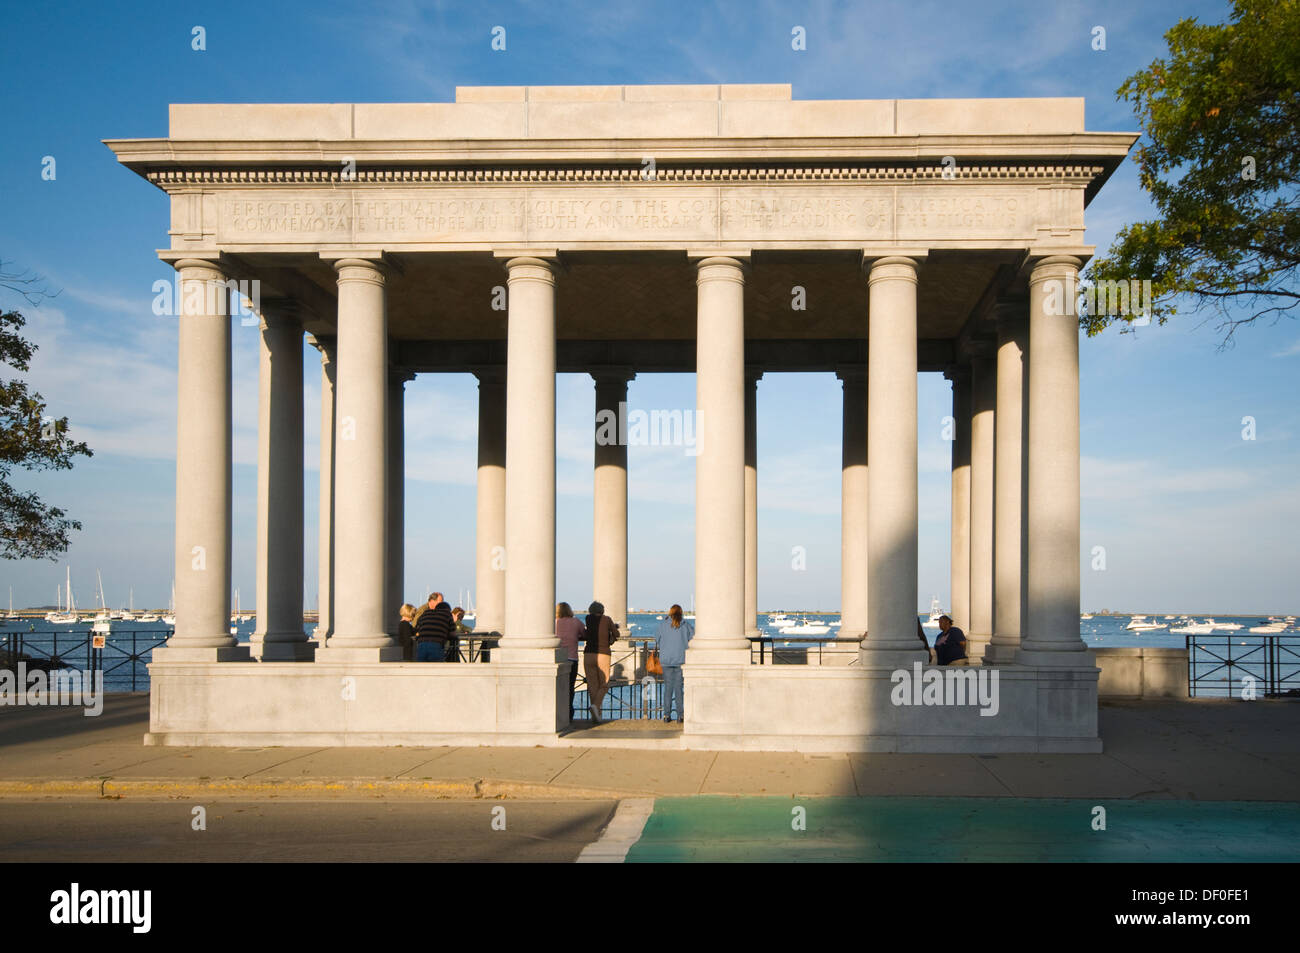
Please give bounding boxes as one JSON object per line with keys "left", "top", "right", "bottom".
{"left": 1204, "top": 618, "right": 1242, "bottom": 631}
{"left": 1080, "top": 613, "right": 1094, "bottom": 620}
{"left": 778, "top": 618, "right": 831, "bottom": 636}
{"left": 1249, "top": 623, "right": 1286, "bottom": 634}
{"left": 767, "top": 612, "right": 793, "bottom": 626}
{"left": 1170, "top": 623, "right": 1215, "bottom": 635}
{"left": 1126, "top": 616, "right": 1167, "bottom": 631}
{"left": 922, "top": 596, "right": 944, "bottom": 629}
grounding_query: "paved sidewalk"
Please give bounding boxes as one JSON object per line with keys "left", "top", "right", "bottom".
{"left": 1, "top": 694, "right": 1298, "bottom": 801}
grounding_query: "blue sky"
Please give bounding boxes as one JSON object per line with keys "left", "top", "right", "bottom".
{"left": 1, "top": 0, "right": 1295, "bottom": 615}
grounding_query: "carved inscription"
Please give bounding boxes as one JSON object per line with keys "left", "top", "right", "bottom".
{"left": 213, "top": 186, "right": 1040, "bottom": 245}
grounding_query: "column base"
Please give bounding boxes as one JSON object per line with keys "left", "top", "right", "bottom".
{"left": 315, "top": 643, "right": 402, "bottom": 663}
{"left": 151, "top": 644, "right": 250, "bottom": 663}
{"left": 685, "top": 644, "right": 752, "bottom": 666}
{"left": 858, "top": 646, "right": 931, "bottom": 668}
{"left": 492, "top": 646, "right": 566, "bottom": 664}
{"left": 982, "top": 641, "right": 1020, "bottom": 665}
{"left": 255, "top": 639, "right": 318, "bottom": 662}
{"left": 1015, "top": 642, "right": 1096, "bottom": 668}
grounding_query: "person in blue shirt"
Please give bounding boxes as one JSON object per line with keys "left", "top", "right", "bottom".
{"left": 934, "top": 615, "right": 968, "bottom": 665}
{"left": 653, "top": 604, "right": 694, "bottom": 722}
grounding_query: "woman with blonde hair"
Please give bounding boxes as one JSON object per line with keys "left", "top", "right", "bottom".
{"left": 397, "top": 604, "right": 417, "bottom": 661}
{"left": 555, "top": 602, "right": 585, "bottom": 721}
{"left": 653, "top": 604, "right": 693, "bottom": 723}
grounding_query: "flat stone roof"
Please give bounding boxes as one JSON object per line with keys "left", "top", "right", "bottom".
{"left": 166, "top": 85, "right": 1088, "bottom": 140}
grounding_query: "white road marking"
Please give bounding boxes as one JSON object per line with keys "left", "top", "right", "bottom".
{"left": 575, "top": 797, "right": 655, "bottom": 863}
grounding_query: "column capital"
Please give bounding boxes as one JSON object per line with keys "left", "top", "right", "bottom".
{"left": 942, "top": 363, "right": 971, "bottom": 384}
{"left": 388, "top": 365, "right": 416, "bottom": 385}
{"left": 472, "top": 366, "right": 506, "bottom": 385}
{"left": 172, "top": 257, "right": 226, "bottom": 280}
{"left": 307, "top": 333, "right": 337, "bottom": 362}
{"left": 835, "top": 365, "right": 866, "bottom": 385}
{"left": 864, "top": 255, "right": 922, "bottom": 285}
{"left": 591, "top": 366, "right": 636, "bottom": 386}
{"left": 1027, "top": 255, "right": 1083, "bottom": 286}
{"left": 694, "top": 256, "right": 749, "bottom": 283}
{"left": 502, "top": 256, "right": 559, "bottom": 283}
{"left": 745, "top": 366, "right": 764, "bottom": 386}
{"left": 257, "top": 297, "right": 303, "bottom": 332}
{"left": 332, "top": 257, "right": 389, "bottom": 285}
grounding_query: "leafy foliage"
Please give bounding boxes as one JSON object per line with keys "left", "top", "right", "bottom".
{"left": 1085, "top": 0, "right": 1300, "bottom": 343}
{"left": 0, "top": 286, "right": 92, "bottom": 559}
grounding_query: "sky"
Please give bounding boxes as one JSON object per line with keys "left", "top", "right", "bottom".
{"left": 0, "top": 0, "right": 1295, "bottom": 616}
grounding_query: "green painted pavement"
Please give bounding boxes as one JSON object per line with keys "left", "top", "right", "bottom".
{"left": 625, "top": 797, "right": 1300, "bottom": 862}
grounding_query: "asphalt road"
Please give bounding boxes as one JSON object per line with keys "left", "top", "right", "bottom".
{"left": 0, "top": 799, "right": 618, "bottom": 862}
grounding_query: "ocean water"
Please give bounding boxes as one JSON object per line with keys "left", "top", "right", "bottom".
{"left": 3, "top": 612, "right": 1295, "bottom": 698}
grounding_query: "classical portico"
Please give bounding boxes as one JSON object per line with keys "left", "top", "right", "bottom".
{"left": 111, "top": 84, "right": 1135, "bottom": 752}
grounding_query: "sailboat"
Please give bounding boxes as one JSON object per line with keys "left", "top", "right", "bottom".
{"left": 462, "top": 588, "right": 476, "bottom": 622}
{"left": 5, "top": 588, "right": 17, "bottom": 620}
{"left": 92, "top": 570, "right": 113, "bottom": 624}
{"left": 48, "top": 567, "right": 79, "bottom": 624}
{"left": 118, "top": 588, "right": 135, "bottom": 622}
{"left": 161, "top": 580, "right": 176, "bottom": 626}
{"left": 685, "top": 593, "right": 695, "bottom": 621}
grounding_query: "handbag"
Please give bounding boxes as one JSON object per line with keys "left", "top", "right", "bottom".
{"left": 647, "top": 649, "right": 663, "bottom": 677}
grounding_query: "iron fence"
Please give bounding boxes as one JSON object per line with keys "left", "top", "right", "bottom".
{"left": 1, "top": 626, "right": 172, "bottom": 692}
{"left": 1187, "top": 633, "right": 1300, "bottom": 698}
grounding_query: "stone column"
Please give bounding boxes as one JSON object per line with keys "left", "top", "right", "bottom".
{"left": 157, "top": 259, "right": 246, "bottom": 661}
{"left": 688, "top": 257, "right": 749, "bottom": 663}
{"left": 944, "top": 366, "right": 972, "bottom": 633}
{"left": 837, "top": 367, "right": 868, "bottom": 641}
{"left": 318, "top": 258, "right": 398, "bottom": 661}
{"left": 309, "top": 335, "right": 336, "bottom": 643}
{"left": 986, "top": 304, "right": 1029, "bottom": 664}
{"left": 474, "top": 368, "right": 506, "bottom": 634}
{"left": 1017, "top": 256, "right": 1092, "bottom": 666}
{"left": 252, "top": 300, "right": 309, "bottom": 661}
{"left": 744, "top": 369, "right": 762, "bottom": 640}
{"left": 861, "top": 256, "right": 927, "bottom": 664}
{"left": 593, "top": 369, "right": 634, "bottom": 631}
{"left": 500, "top": 257, "right": 562, "bottom": 660}
{"left": 968, "top": 351, "right": 997, "bottom": 661}
{"left": 386, "top": 368, "right": 413, "bottom": 637}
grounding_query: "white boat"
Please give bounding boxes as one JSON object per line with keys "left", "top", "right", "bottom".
{"left": 1170, "top": 623, "right": 1215, "bottom": 635}
{"left": 1080, "top": 613, "right": 1094, "bottom": 620}
{"left": 118, "top": 589, "right": 135, "bottom": 622}
{"left": 91, "top": 570, "right": 112, "bottom": 624}
{"left": 5, "top": 588, "right": 17, "bottom": 620}
{"left": 922, "top": 595, "right": 944, "bottom": 629}
{"left": 161, "top": 580, "right": 176, "bottom": 626}
{"left": 137, "top": 613, "right": 160, "bottom": 623}
{"left": 1126, "top": 616, "right": 1166, "bottom": 631}
{"left": 1204, "top": 618, "right": 1242, "bottom": 631}
{"left": 1249, "top": 623, "right": 1286, "bottom": 634}
{"left": 48, "top": 568, "right": 79, "bottom": 624}
{"left": 778, "top": 618, "right": 831, "bottom": 636}
{"left": 767, "top": 612, "right": 793, "bottom": 626}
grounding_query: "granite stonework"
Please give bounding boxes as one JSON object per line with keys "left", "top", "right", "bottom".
{"left": 109, "top": 85, "right": 1138, "bottom": 754}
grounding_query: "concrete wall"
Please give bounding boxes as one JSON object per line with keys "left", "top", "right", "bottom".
{"left": 1094, "top": 647, "right": 1188, "bottom": 699}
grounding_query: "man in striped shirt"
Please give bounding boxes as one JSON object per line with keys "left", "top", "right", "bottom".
{"left": 415, "top": 592, "right": 453, "bottom": 662}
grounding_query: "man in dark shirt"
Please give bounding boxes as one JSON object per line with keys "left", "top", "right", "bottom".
{"left": 934, "top": 615, "right": 968, "bottom": 666}
{"left": 415, "top": 592, "right": 453, "bottom": 662}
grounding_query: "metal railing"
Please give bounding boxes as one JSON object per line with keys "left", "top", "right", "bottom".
{"left": 748, "top": 635, "right": 864, "bottom": 664}
{"left": 573, "top": 635, "right": 667, "bottom": 720}
{"left": 1, "top": 627, "right": 172, "bottom": 692}
{"left": 1187, "top": 633, "right": 1300, "bottom": 698}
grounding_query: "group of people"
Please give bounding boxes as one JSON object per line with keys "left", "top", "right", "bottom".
{"left": 556, "top": 600, "right": 694, "bottom": 725}
{"left": 396, "top": 593, "right": 471, "bottom": 661}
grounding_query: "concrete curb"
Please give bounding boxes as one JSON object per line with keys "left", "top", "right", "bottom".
{"left": 0, "top": 777, "right": 638, "bottom": 801}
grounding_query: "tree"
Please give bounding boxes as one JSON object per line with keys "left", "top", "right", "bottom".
{"left": 0, "top": 261, "right": 92, "bottom": 560}
{"left": 1084, "top": 0, "right": 1300, "bottom": 343}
